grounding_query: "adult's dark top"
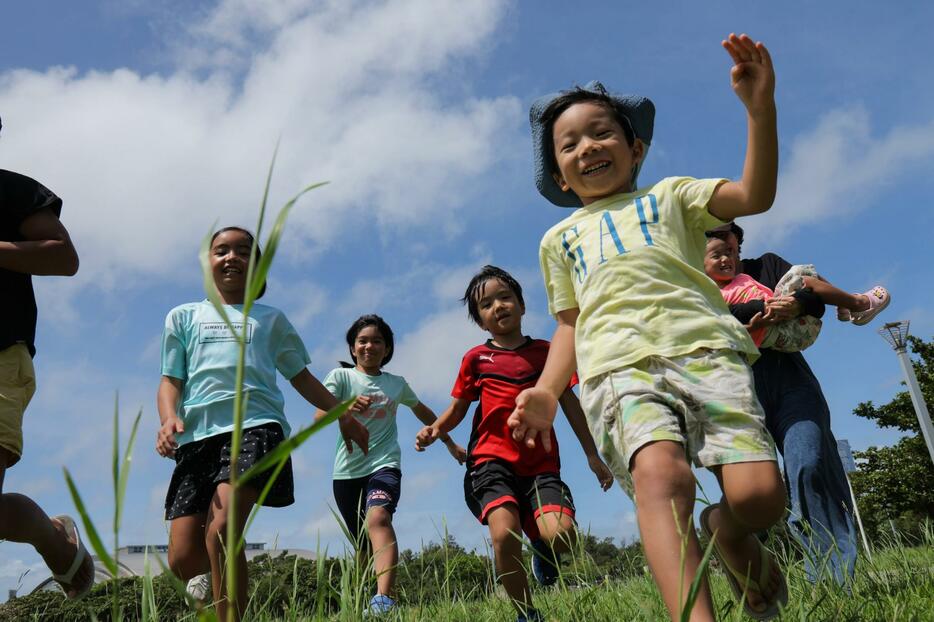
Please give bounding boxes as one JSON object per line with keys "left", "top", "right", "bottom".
{"left": 0, "top": 169, "right": 63, "bottom": 357}
{"left": 729, "top": 253, "right": 826, "bottom": 326}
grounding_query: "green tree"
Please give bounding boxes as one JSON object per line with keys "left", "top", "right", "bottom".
{"left": 850, "top": 335, "right": 934, "bottom": 539}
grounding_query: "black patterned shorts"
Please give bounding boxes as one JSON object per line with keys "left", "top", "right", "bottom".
{"left": 164, "top": 422, "right": 294, "bottom": 520}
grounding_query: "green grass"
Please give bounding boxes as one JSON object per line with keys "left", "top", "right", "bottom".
{"left": 3, "top": 533, "right": 932, "bottom": 621}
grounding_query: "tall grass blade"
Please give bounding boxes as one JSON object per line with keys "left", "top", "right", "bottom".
{"left": 238, "top": 397, "right": 353, "bottom": 486}
{"left": 115, "top": 408, "right": 142, "bottom": 530}
{"left": 62, "top": 467, "right": 118, "bottom": 576}
{"left": 245, "top": 181, "right": 329, "bottom": 311}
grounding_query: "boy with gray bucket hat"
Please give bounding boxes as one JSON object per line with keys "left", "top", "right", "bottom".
{"left": 508, "top": 34, "right": 789, "bottom": 621}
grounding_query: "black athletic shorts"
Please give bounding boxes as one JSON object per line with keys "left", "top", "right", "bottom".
{"left": 464, "top": 459, "right": 575, "bottom": 540}
{"left": 164, "top": 422, "right": 294, "bottom": 520}
{"left": 333, "top": 467, "right": 402, "bottom": 541}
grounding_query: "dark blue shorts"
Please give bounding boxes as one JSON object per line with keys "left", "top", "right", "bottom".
{"left": 332, "top": 467, "right": 401, "bottom": 541}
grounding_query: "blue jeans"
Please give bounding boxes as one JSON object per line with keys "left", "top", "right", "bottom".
{"left": 752, "top": 349, "right": 857, "bottom": 585}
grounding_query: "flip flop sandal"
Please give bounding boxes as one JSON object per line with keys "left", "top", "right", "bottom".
{"left": 850, "top": 286, "right": 890, "bottom": 326}
{"left": 699, "top": 504, "right": 788, "bottom": 621}
{"left": 51, "top": 515, "right": 95, "bottom": 600}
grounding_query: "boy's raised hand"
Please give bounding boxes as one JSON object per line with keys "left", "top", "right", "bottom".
{"left": 722, "top": 33, "right": 775, "bottom": 117}
{"left": 508, "top": 387, "right": 558, "bottom": 452}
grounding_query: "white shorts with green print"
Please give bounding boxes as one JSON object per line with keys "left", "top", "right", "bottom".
{"left": 579, "top": 348, "right": 777, "bottom": 497}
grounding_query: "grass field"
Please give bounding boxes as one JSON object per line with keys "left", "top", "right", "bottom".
{"left": 3, "top": 530, "right": 932, "bottom": 622}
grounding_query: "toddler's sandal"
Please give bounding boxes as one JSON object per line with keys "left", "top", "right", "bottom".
{"left": 850, "top": 286, "right": 890, "bottom": 326}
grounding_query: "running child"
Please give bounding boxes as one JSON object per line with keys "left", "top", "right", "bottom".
{"left": 1, "top": 115, "right": 93, "bottom": 599}
{"left": 704, "top": 232, "right": 889, "bottom": 352}
{"left": 415, "top": 265, "right": 613, "bottom": 622}
{"left": 157, "top": 227, "right": 369, "bottom": 622}
{"left": 510, "top": 35, "right": 789, "bottom": 621}
{"left": 318, "top": 314, "right": 465, "bottom": 616}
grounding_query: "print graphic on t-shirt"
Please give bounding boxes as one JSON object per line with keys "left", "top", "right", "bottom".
{"left": 357, "top": 394, "right": 394, "bottom": 420}
{"left": 562, "top": 193, "right": 661, "bottom": 284}
{"left": 199, "top": 321, "right": 254, "bottom": 344}
{"left": 479, "top": 353, "right": 495, "bottom": 363}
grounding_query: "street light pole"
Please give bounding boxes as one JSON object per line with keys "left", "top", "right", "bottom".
{"left": 878, "top": 321, "right": 934, "bottom": 467}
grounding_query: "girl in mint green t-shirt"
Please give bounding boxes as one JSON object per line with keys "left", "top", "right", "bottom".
{"left": 318, "top": 314, "right": 465, "bottom": 615}
{"left": 156, "top": 227, "right": 368, "bottom": 622}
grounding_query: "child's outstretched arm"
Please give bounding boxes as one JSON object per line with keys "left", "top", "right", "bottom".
{"left": 292, "top": 368, "right": 369, "bottom": 455}
{"left": 508, "top": 308, "right": 579, "bottom": 452}
{"left": 412, "top": 401, "right": 467, "bottom": 464}
{"left": 708, "top": 33, "right": 778, "bottom": 222}
{"left": 558, "top": 389, "right": 613, "bottom": 491}
{"left": 156, "top": 376, "right": 184, "bottom": 458}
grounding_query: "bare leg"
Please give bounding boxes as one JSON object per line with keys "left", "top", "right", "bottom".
{"left": 204, "top": 483, "right": 258, "bottom": 622}
{"left": 0, "top": 450, "right": 94, "bottom": 598}
{"left": 535, "top": 510, "right": 577, "bottom": 555}
{"left": 167, "top": 513, "right": 210, "bottom": 581}
{"left": 707, "top": 461, "right": 787, "bottom": 614}
{"left": 487, "top": 504, "right": 534, "bottom": 614}
{"left": 366, "top": 506, "right": 398, "bottom": 597}
{"left": 801, "top": 276, "right": 869, "bottom": 312}
{"left": 630, "top": 441, "right": 714, "bottom": 622}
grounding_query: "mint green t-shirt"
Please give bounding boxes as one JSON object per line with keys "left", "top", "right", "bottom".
{"left": 323, "top": 367, "right": 419, "bottom": 480}
{"left": 161, "top": 301, "right": 311, "bottom": 446}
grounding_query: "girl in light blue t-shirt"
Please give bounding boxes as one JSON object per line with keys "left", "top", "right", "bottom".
{"left": 319, "top": 314, "right": 465, "bottom": 615}
{"left": 156, "top": 227, "right": 369, "bottom": 621}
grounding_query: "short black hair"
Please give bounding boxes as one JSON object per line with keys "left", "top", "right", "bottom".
{"left": 210, "top": 226, "right": 266, "bottom": 298}
{"left": 704, "top": 222, "right": 745, "bottom": 253}
{"left": 539, "top": 87, "right": 636, "bottom": 174}
{"left": 342, "top": 314, "right": 395, "bottom": 368}
{"left": 461, "top": 265, "right": 524, "bottom": 327}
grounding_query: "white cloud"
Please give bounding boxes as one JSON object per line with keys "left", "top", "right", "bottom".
{"left": 742, "top": 107, "right": 934, "bottom": 250}
{"left": 0, "top": 0, "right": 520, "bottom": 293}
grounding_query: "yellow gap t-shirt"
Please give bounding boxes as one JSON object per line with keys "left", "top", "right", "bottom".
{"left": 539, "top": 176, "right": 758, "bottom": 383}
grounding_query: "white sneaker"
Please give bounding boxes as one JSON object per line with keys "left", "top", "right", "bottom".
{"left": 186, "top": 572, "right": 211, "bottom": 602}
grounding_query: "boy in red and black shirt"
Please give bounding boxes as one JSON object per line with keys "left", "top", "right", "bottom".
{"left": 416, "top": 265, "right": 611, "bottom": 622}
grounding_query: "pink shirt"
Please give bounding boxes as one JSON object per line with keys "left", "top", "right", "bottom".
{"left": 719, "top": 274, "right": 773, "bottom": 346}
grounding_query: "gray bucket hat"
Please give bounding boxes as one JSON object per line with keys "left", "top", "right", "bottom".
{"left": 529, "top": 80, "right": 655, "bottom": 207}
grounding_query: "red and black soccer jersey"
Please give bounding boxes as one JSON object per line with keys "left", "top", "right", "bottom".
{"left": 452, "top": 337, "right": 575, "bottom": 477}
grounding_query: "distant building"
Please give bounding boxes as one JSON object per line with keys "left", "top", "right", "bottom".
{"left": 30, "top": 543, "right": 316, "bottom": 595}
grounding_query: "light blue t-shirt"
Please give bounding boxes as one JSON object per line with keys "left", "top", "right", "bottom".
{"left": 323, "top": 367, "right": 419, "bottom": 480}
{"left": 161, "top": 301, "right": 311, "bottom": 446}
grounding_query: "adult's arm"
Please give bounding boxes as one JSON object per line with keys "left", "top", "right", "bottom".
{"left": 742, "top": 252, "right": 825, "bottom": 319}
{"left": 0, "top": 207, "right": 79, "bottom": 275}
{"left": 729, "top": 300, "right": 766, "bottom": 324}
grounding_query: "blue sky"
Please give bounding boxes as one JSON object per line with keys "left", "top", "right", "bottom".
{"left": 2, "top": 0, "right": 933, "bottom": 599}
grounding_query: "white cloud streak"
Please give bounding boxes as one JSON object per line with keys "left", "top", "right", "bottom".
{"left": 742, "top": 107, "right": 934, "bottom": 250}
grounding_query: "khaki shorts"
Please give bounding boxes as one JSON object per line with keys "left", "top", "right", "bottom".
{"left": 580, "top": 348, "right": 776, "bottom": 496}
{"left": 0, "top": 344, "right": 36, "bottom": 467}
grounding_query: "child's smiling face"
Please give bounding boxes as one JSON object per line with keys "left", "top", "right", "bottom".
{"left": 551, "top": 101, "right": 644, "bottom": 205}
{"left": 352, "top": 324, "right": 389, "bottom": 373}
{"left": 210, "top": 229, "right": 252, "bottom": 297}
{"left": 704, "top": 237, "right": 736, "bottom": 284}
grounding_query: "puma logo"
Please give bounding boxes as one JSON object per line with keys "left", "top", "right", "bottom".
{"left": 479, "top": 353, "right": 495, "bottom": 363}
